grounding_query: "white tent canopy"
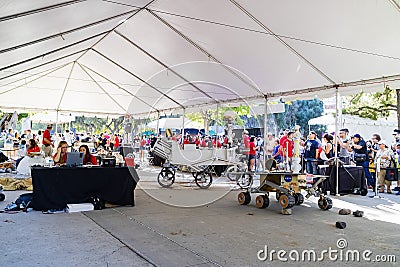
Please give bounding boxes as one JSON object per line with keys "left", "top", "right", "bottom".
{"left": 1, "top": 1, "right": 400, "bottom": 117}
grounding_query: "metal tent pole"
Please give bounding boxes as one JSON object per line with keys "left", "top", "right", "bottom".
{"left": 335, "top": 88, "right": 340, "bottom": 196}
{"left": 263, "top": 97, "right": 268, "bottom": 171}
{"left": 156, "top": 111, "right": 160, "bottom": 137}
{"left": 182, "top": 109, "right": 185, "bottom": 144}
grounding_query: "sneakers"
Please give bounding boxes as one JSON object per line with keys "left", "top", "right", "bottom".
{"left": 368, "top": 185, "right": 373, "bottom": 190}
{"left": 393, "top": 187, "right": 400, "bottom": 192}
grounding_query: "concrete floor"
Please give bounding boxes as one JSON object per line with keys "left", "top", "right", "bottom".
{"left": 0, "top": 171, "right": 399, "bottom": 267}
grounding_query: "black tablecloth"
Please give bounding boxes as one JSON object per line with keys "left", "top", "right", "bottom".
{"left": 320, "top": 165, "right": 367, "bottom": 195}
{"left": 31, "top": 166, "right": 138, "bottom": 210}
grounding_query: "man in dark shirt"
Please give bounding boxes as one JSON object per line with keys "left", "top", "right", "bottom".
{"left": 348, "top": 133, "right": 374, "bottom": 188}
{"left": 304, "top": 131, "right": 320, "bottom": 174}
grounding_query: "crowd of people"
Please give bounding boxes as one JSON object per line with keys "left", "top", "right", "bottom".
{"left": 1, "top": 124, "right": 126, "bottom": 174}
{"left": 259, "top": 128, "right": 400, "bottom": 195}
{"left": 3, "top": 124, "right": 400, "bottom": 194}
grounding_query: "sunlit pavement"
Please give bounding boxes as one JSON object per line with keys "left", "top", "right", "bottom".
{"left": 0, "top": 169, "right": 399, "bottom": 266}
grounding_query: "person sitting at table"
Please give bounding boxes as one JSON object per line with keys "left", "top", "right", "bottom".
{"left": 79, "top": 144, "right": 98, "bottom": 165}
{"left": 27, "top": 138, "right": 41, "bottom": 156}
{"left": 16, "top": 139, "right": 44, "bottom": 176}
{"left": 53, "top": 141, "right": 68, "bottom": 166}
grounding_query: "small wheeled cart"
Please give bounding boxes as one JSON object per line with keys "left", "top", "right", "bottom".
{"left": 237, "top": 172, "right": 332, "bottom": 214}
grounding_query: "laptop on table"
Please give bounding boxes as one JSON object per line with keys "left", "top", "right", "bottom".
{"left": 66, "top": 152, "right": 84, "bottom": 167}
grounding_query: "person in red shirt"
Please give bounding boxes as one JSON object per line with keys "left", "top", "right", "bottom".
{"left": 53, "top": 141, "right": 68, "bottom": 165}
{"left": 281, "top": 131, "right": 294, "bottom": 166}
{"left": 140, "top": 136, "right": 147, "bottom": 161}
{"left": 194, "top": 136, "right": 201, "bottom": 148}
{"left": 42, "top": 124, "right": 54, "bottom": 157}
{"left": 243, "top": 130, "right": 250, "bottom": 149}
{"left": 79, "top": 145, "right": 98, "bottom": 165}
{"left": 114, "top": 134, "right": 120, "bottom": 150}
{"left": 279, "top": 129, "right": 289, "bottom": 157}
{"left": 183, "top": 135, "right": 191, "bottom": 145}
{"left": 248, "top": 136, "right": 258, "bottom": 171}
{"left": 212, "top": 136, "right": 222, "bottom": 148}
{"left": 27, "top": 139, "right": 40, "bottom": 157}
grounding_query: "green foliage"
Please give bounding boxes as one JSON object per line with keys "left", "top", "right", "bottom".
{"left": 186, "top": 105, "right": 250, "bottom": 129}
{"left": 272, "top": 98, "right": 326, "bottom": 135}
{"left": 342, "top": 85, "right": 396, "bottom": 120}
{"left": 71, "top": 116, "right": 124, "bottom": 134}
{"left": 18, "top": 113, "right": 29, "bottom": 121}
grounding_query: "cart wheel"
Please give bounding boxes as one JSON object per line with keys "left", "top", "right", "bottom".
{"left": 294, "top": 193, "right": 304, "bottom": 205}
{"left": 168, "top": 166, "right": 176, "bottom": 175}
{"left": 255, "top": 195, "right": 269, "bottom": 209}
{"left": 360, "top": 188, "right": 368, "bottom": 196}
{"left": 279, "top": 193, "right": 295, "bottom": 209}
{"left": 0, "top": 193, "right": 5, "bottom": 201}
{"left": 157, "top": 169, "right": 175, "bottom": 188}
{"left": 226, "top": 165, "right": 240, "bottom": 181}
{"left": 195, "top": 171, "right": 213, "bottom": 189}
{"left": 318, "top": 197, "right": 333, "bottom": 210}
{"left": 238, "top": 192, "right": 251, "bottom": 205}
{"left": 237, "top": 173, "right": 253, "bottom": 189}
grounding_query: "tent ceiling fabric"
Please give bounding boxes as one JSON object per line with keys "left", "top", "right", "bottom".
{"left": 1, "top": 0, "right": 400, "bottom": 117}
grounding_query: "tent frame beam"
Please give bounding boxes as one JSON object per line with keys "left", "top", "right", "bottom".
{"left": 147, "top": 9, "right": 264, "bottom": 96}
{"left": 77, "top": 63, "right": 127, "bottom": 113}
{"left": 229, "top": 0, "right": 336, "bottom": 85}
{"left": 114, "top": 30, "right": 219, "bottom": 103}
{"left": 92, "top": 48, "right": 185, "bottom": 109}
{"left": 0, "top": 9, "right": 140, "bottom": 55}
{"left": 79, "top": 63, "right": 160, "bottom": 113}
{"left": 76, "top": 0, "right": 156, "bottom": 61}
{"left": 0, "top": 0, "right": 86, "bottom": 22}
{"left": 0, "top": 31, "right": 108, "bottom": 72}
{"left": 0, "top": 49, "right": 87, "bottom": 81}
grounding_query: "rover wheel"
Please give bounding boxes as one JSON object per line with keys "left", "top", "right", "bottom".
{"left": 238, "top": 192, "right": 251, "bottom": 205}
{"left": 318, "top": 197, "right": 333, "bottom": 210}
{"left": 255, "top": 195, "right": 269, "bottom": 209}
{"left": 294, "top": 193, "right": 304, "bottom": 205}
{"left": 279, "top": 193, "right": 295, "bottom": 209}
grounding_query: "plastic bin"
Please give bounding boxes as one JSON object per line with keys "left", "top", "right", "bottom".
{"left": 125, "top": 157, "right": 135, "bottom": 167}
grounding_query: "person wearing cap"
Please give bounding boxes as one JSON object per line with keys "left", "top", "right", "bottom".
{"left": 391, "top": 130, "right": 400, "bottom": 150}
{"left": 304, "top": 131, "right": 321, "bottom": 174}
{"left": 265, "top": 132, "right": 275, "bottom": 159}
{"left": 41, "top": 124, "right": 54, "bottom": 157}
{"left": 374, "top": 140, "right": 393, "bottom": 193}
{"left": 348, "top": 133, "right": 374, "bottom": 188}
